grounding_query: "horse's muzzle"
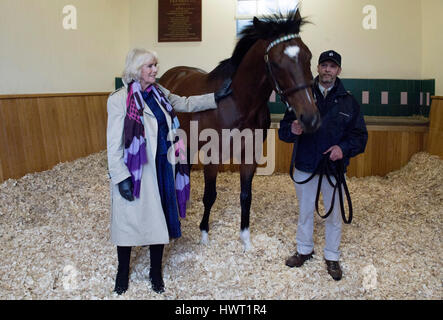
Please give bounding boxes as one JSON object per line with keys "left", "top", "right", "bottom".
{"left": 299, "top": 112, "right": 321, "bottom": 134}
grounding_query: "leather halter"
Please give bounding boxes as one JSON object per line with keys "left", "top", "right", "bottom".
{"left": 264, "top": 33, "right": 313, "bottom": 111}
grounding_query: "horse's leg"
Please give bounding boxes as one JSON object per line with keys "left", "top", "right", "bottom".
{"left": 239, "top": 163, "right": 257, "bottom": 251}
{"left": 199, "top": 164, "right": 219, "bottom": 244}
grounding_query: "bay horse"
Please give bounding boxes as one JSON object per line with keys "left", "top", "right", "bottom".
{"left": 159, "top": 10, "right": 320, "bottom": 251}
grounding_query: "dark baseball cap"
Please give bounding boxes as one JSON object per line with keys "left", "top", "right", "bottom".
{"left": 318, "top": 50, "right": 341, "bottom": 67}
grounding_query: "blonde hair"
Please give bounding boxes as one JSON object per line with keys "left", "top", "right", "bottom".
{"left": 122, "top": 48, "right": 158, "bottom": 84}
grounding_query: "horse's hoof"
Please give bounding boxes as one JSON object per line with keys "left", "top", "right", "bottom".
{"left": 200, "top": 231, "right": 209, "bottom": 245}
{"left": 243, "top": 242, "right": 253, "bottom": 252}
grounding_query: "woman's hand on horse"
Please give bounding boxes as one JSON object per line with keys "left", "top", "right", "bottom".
{"left": 214, "top": 78, "right": 233, "bottom": 103}
{"left": 324, "top": 145, "right": 343, "bottom": 161}
{"left": 118, "top": 177, "right": 134, "bottom": 201}
{"left": 291, "top": 120, "right": 303, "bottom": 135}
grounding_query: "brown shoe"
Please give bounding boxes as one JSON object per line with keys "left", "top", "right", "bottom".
{"left": 285, "top": 251, "right": 314, "bottom": 268}
{"left": 325, "top": 259, "right": 342, "bottom": 281}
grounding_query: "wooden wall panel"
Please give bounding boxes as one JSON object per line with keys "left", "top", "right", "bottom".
{"left": 0, "top": 93, "right": 438, "bottom": 183}
{"left": 0, "top": 93, "right": 109, "bottom": 182}
{"left": 37, "top": 97, "right": 62, "bottom": 169}
{"left": 0, "top": 102, "right": 7, "bottom": 182}
{"left": 0, "top": 98, "right": 27, "bottom": 179}
{"left": 85, "top": 96, "right": 108, "bottom": 153}
{"left": 427, "top": 96, "right": 443, "bottom": 158}
{"left": 157, "top": 126, "right": 428, "bottom": 178}
{"left": 271, "top": 125, "right": 428, "bottom": 178}
{"left": 343, "top": 126, "right": 427, "bottom": 177}
{"left": 18, "top": 98, "right": 48, "bottom": 175}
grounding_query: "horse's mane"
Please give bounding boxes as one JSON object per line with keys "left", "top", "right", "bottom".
{"left": 208, "top": 9, "right": 308, "bottom": 81}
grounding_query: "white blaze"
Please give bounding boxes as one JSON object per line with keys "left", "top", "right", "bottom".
{"left": 284, "top": 45, "right": 300, "bottom": 60}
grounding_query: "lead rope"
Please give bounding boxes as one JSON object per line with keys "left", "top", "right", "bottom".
{"left": 292, "top": 152, "right": 353, "bottom": 224}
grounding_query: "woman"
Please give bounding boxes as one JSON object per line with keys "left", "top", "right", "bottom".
{"left": 107, "top": 48, "right": 230, "bottom": 294}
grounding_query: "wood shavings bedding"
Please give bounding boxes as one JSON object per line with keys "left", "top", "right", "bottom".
{"left": 0, "top": 152, "right": 441, "bottom": 299}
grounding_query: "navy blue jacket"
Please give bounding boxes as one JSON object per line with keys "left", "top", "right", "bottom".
{"left": 278, "top": 76, "right": 368, "bottom": 173}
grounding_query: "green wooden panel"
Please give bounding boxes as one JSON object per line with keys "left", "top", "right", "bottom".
{"left": 115, "top": 77, "right": 124, "bottom": 90}
{"left": 115, "top": 77, "right": 435, "bottom": 117}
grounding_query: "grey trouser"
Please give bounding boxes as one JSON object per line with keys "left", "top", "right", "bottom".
{"left": 293, "top": 168, "right": 343, "bottom": 261}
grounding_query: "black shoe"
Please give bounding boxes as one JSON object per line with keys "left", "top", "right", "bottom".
{"left": 285, "top": 251, "right": 314, "bottom": 268}
{"left": 149, "top": 271, "right": 165, "bottom": 294}
{"left": 325, "top": 259, "right": 342, "bottom": 281}
{"left": 114, "top": 269, "right": 129, "bottom": 295}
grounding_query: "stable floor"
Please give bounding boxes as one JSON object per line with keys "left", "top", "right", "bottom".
{"left": 0, "top": 151, "right": 441, "bottom": 299}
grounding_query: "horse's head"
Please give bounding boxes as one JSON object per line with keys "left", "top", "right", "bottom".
{"left": 253, "top": 11, "right": 321, "bottom": 134}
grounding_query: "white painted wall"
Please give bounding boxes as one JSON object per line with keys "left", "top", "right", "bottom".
{"left": 421, "top": 0, "right": 443, "bottom": 95}
{"left": 0, "top": 0, "right": 129, "bottom": 94}
{"left": 300, "top": 0, "right": 423, "bottom": 79}
{"left": 128, "top": 0, "right": 236, "bottom": 79}
{"left": 0, "top": 0, "right": 441, "bottom": 94}
{"left": 129, "top": 0, "right": 425, "bottom": 80}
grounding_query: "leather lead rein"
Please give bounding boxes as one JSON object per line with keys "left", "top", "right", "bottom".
{"left": 292, "top": 153, "right": 353, "bottom": 224}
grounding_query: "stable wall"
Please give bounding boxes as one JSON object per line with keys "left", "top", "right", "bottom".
{"left": 421, "top": 0, "right": 443, "bottom": 95}
{"left": 128, "top": 0, "right": 237, "bottom": 79}
{"left": 0, "top": 93, "right": 108, "bottom": 183}
{"left": 197, "top": 121, "right": 429, "bottom": 178}
{"left": 1, "top": 0, "right": 442, "bottom": 182}
{"left": 129, "top": 0, "right": 425, "bottom": 81}
{"left": 0, "top": 100, "right": 431, "bottom": 182}
{"left": 0, "top": 0, "right": 129, "bottom": 94}
{"left": 1, "top": 0, "right": 441, "bottom": 94}
{"left": 426, "top": 96, "right": 443, "bottom": 158}
{"left": 1, "top": 94, "right": 441, "bottom": 183}
{"left": 298, "top": 0, "right": 423, "bottom": 80}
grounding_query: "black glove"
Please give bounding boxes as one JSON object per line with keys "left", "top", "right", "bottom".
{"left": 118, "top": 177, "right": 134, "bottom": 201}
{"left": 214, "top": 78, "right": 232, "bottom": 103}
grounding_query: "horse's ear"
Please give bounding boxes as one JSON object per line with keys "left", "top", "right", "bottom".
{"left": 253, "top": 17, "right": 266, "bottom": 33}
{"left": 295, "top": 9, "right": 301, "bottom": 20}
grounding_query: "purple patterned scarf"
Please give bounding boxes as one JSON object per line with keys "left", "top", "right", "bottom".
{"left": 124, "top": 82, "right": 147, "bottom": 198}
{"left": 124, "top": 81, "right": 190, "bottom": 217}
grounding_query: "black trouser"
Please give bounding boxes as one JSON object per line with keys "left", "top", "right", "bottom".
{"left": 117, "top": 244, "right": 164, "bottom": 275}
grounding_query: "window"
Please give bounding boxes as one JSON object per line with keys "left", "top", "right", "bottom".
{"left": 236, "top": 0, "right": 299, "bottom": 36}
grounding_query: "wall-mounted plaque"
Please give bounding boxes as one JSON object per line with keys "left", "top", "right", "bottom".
{"left": 158, "top": 0, "right": 202, "bottom": 42}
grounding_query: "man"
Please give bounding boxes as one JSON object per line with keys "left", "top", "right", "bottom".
{"left": 278, "top": 50, "right": 368, "bottom": 280}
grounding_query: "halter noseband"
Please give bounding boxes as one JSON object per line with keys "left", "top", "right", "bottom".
{"left": 264, "top": 33, "right": 313, "bottom": 111}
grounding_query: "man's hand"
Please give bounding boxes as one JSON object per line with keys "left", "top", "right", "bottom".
{"left": 291, "top": 120, "right": 303, "bottom": 135}
{"left": 324, "top": 145, "right": 343, "bottom": 161}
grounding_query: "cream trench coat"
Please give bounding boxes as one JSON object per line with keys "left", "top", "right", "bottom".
{"left": 107, "top": 83, "right": 216, "bottom": 246}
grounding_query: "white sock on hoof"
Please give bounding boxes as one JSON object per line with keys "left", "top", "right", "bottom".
{"left": 200, "top": 231, "right": 209, "bottom": 245}
{"left": 240, "top": 228, "right": 252, "bottom": 251}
